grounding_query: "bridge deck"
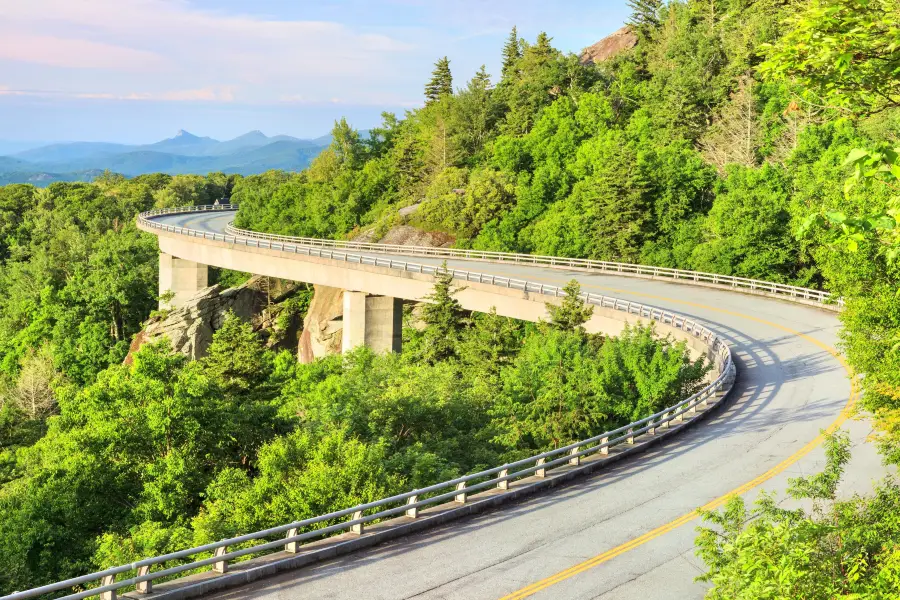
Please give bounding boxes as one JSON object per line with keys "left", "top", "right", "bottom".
{"left": 145, "top": 210, "right": 880, "bottom": 600}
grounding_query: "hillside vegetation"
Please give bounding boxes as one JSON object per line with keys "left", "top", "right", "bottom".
{"left": 0, "top": 0, "right": 899, "bottom": 596}
{"left": 0, "top": 203, "right": 707, "bottom": 592}
{"left": 233, "top": 0, "right": 900, "bottom": 595}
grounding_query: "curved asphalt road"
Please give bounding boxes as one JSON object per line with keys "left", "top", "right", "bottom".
{"left": 151, "top": 211, "right": 885, "bottom": 600}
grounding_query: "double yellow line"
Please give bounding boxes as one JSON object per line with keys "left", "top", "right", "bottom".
{"left": 495, "top": 284, "right": 858, "bottom": 599}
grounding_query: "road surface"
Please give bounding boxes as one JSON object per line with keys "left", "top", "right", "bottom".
{"left": 147, "top": 210, "right": 884, "bottom": 600}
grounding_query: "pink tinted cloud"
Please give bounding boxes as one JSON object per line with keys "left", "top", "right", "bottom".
{"left": 0, "top": 0, "right": 419, "bottom": 105}
{"left": 0, "top": 33, "right": 164, "bottom": 71}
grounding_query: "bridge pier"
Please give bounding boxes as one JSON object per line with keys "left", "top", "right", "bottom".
{"left": 341, "top": 291, "right": 402, "bottom": 354}
{"left": 159, "top": 252, "right": 208, "bottom": 309}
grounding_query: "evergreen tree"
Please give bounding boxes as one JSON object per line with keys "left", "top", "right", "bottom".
{"left": 460, "top": 307, "right": 520, "bottom": 380}
{"left": 627, "top": 0, "right": 663, "bottom": 35}
{"left": 547, "top": 280, "right": 594, "bottom": 332}
{"left": 498, "top": 32, "right": 574, "bottom": 135}
{"left": 425, "top": 57, "right": 453, "bottom": 104}
{"left": 420, "top": 262, "right": 467, "bottom": 363}
{"left": 501, "top": 26, "right": 522, "bottom": 78}
{"left": 203, "top": 311, "right": 274, "bottom": 395}
{"left": 533, "top": 32, "right": 554, "bottom": 56}
{"left": 471, "top": 64, "right": 492, "bottom": 92}
{"left": 454, "top": 66, "right": 499, "bottom": 157}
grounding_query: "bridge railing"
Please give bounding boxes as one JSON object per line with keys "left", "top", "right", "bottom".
{"left": 1, "top": 208, "right": 736, "bottom": 599}
{"left": 138, "top": 203, "right": 837, "bottom": 307}
{"left": 221, "top": 218, "right": 836, "bottom": 308}
{"left": 5, "top": 349, "right": 730, "bottom": 600}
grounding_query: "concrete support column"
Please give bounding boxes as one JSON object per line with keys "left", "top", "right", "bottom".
{"left": 341, "top": 292, "right": 402, "bottom": 354}
{"left": 159, "top": 252, "right": 208, "bottom": 309}
{"left": 342, "top": 291, "right": 367, "bottom": 352}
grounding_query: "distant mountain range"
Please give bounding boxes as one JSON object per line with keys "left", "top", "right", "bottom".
{"left": 0, "top": 130, "right": 340, "bottom": 186}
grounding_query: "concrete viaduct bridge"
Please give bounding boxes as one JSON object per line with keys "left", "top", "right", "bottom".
{"left": 4, "top": 205, "right": 879, "bottom": 600}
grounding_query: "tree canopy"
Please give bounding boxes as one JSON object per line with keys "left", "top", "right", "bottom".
{"left": 3, "top": 0, "right": 900, "bottom": 595}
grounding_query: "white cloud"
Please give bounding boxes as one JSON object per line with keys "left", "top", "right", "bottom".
{"left": 0, "top": 0, "right": 419, "bottom": 105}
{"left": 0, "top": 33, "right": 165, "bottom": 71}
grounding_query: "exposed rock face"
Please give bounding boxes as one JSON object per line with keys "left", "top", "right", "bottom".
{"left": 378, "top": 225, "right": 455, "bottom": 247}
{"left": 353, "top": 224, "right": 455, "bottom": 248}
{"left": 126, "top": 282, "right": 267, "bottom": 363}
{"left": 126, "top": 276, "right": 303, "bottom": 364}
{"left": 298, "top": 285, "right": 345, "bottom": 364}
{"left": 397, "top": 202, "right": 422, "bottom": 217}
{"left": 580, "top": 26, "right": 638, "bottom": 64}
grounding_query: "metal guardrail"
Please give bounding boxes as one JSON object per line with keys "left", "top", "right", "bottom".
{"left": 220, "top": 213, "right": 837, "bottom": 308}
{"left": 140, "top": 204, "right": 837, "bottom": 307}
{"left": 2, "top": 205, "right": 735, "bottom": 600}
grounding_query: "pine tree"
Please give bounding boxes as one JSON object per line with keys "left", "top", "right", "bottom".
{"left": 420, "top": 262, "right": 467, "bottom": 363}
{"left": 203, "top": 311, "right": 274, "bottom": 394}
{"left": 455, "top": 65, "right": 499, "bottom": 156}
{"left": 627, "top": 0, "right": 662, "bottom": 35}
{"left": 425, "top": 56, "right": 453, "bottom": 104}
{"left": 470, "top": 64, "right": 492, "bottom": 92}
{"left": 501, "top": 26, "right": 522, "bottom": 78}
{"left": 533, "top": 32, "right": 554, "bottom": 56}
{"left": 547, "top": 280, "right": 594, "bottom": 332}
{"left": 460, "top": 307, "right": 520, "bottom": 380}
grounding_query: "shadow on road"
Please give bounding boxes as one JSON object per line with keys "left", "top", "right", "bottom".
{"left": 209, "top": 311, "right": 849, "bottom": 599}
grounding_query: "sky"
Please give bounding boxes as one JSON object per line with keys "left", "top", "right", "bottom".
{"left": 0, "top": 0, "right": 631, "bottom": 144}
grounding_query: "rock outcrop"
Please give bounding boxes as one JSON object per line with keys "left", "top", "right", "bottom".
{"left": 353, "top": 224, "right": 454, "bottom": 248}
{"left": 126, "top": 276, "right": 303, "bottom": 363}
{"left": 580, "top": 26, "right": 638, "bottom": 64}
{"left": 130, "top": 220, "right": 456, "bottom": 366}
{"left": 298, "top": 285, "right": 345, "bottom": 364}
{"left": 378, "top": 225, "right": 454, "bottom": 247}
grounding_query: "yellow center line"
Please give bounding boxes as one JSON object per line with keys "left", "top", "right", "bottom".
{"left": 482, "top": 275, "right": 858, "bottom": 600}
{"left": 198, "top": 245, "right": 854, "bottom": 596}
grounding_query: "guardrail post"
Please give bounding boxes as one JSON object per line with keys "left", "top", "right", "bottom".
{"left": 285, "top": 527, "right": 300, "bottom": 553}
{"left": 212, "top": 546, "right": 228, "bottom": 573}
{"left": 535, "top": 457, "right": 546, "bottom": 477}
{"left": 662, "top": 414, "right": 670, "bottom": 429}
{"left": 406, "top": 495, "right": 419, "bottom": 518}
{"left": 498, "top": 469, "right": 509, "bottom": 490}
{"left": 568, "top": 447, "right": 581, "bottom": 466}
{"left": 648, "top": 420, "right": 656, "bottom": 436}
{"left": 135, "top": 566, "right": 152, "bottom": 594}
{"left": 351, "top": 510, "right": 364, "bottom": 535}
{"left": 599, "top": 437, "right": 609, "bottom": 455}
{"left": 455, "top": 482, "right": 467, "bottom": 504}
{"left": 675, "top": 410, "right": 684, "bottom": 423}
{"left": 626, "top": 429, "right": 634, "bottom": 444}
{"left": 689, "top": 402, "right": 698, "bottom": 415}
{"left": 100, "top": 575, "right": 116, "bottom": 600}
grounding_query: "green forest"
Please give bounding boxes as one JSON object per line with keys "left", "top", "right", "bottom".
{"left": 1, "top": 0, "right": 899, "bottom": 596}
